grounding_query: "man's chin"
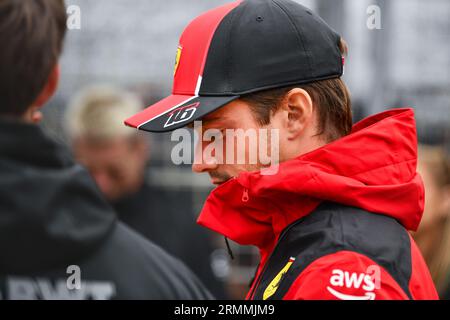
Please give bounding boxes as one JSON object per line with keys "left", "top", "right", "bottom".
{"left": 209, "top": 167, "right": 257, "bottom": 186}
{"left": 210, "top": 175, "right": 233, "bottom": 186}
{"left": 211, "top": 178, "right": 229, "bottom": 186}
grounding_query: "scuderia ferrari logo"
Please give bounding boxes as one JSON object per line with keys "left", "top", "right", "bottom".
{"left": 173, "top": 45, "right": 182, "bottom": 76}
{"left": 263, "top": 257, "right": 295, "bottom": 300}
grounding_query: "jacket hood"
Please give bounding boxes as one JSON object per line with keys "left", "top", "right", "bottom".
{"left": 197, "top": 108, "right": 424, "bottom": 257}
{"left": 0, "top": 120, "right": 115, "bottom": 273}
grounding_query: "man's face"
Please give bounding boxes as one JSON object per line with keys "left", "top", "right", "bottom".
{"left": 73, "top": 136, "right": 148, "bottom": 201}
{"left": 192, "top": 100, "right": 281, "bottom": 185}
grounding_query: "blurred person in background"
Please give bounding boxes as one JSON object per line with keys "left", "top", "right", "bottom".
{"left": 413, "top": 145, "right": 450, "bottom": 299}
{"left": 65, "top": 85, "right": 227, "bottom": 298}
{"left": 66, "top": 86, "right": 149, "bottom": 204}
{"left": 0, "top": 0, "right": 212, "bottom": 300}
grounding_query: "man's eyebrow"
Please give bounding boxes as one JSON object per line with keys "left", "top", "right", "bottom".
{"left": 202, "top": 117, "right": 224, "bottom": 125}
{"left": 185, "top": 119, "right": 220, "bottom": 129}
{"left": 187, "top": 116, "right": 234, "bottom": 128}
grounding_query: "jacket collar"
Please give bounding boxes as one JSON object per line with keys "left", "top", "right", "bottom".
{"left": 0, "top": 118, "right": 72, "bottom": 168}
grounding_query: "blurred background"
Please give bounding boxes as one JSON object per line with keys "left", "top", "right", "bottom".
{"left": 40, "top": 0, "right": 450, "bottom": 299}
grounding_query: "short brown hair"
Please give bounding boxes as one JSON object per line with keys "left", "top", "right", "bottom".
{"left": 0, "top": 0, "right": 67, "bottom": 116}
{"left": 241, "top": 39, "right": 352, "bottom": 142}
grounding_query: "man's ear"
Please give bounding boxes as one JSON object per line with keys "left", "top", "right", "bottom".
{"left": 283, "top": 88, "right": 313, "bottom": 140}
{"left": 24, "top": 65, "right": 60, "bottom": 123}
{"left": 34, "top": 64, "right": 60, "bottom": 108}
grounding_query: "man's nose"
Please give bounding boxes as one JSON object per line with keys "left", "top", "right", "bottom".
{"left": 192, "top": 141, "right": 219, "bottom": 173}
{"left": 192, "top": 159, "right": 219, "bottom": 173}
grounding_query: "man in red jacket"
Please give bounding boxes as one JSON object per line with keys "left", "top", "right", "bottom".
{"left": 125, "top": 0, "right": 438, "bottom": 300}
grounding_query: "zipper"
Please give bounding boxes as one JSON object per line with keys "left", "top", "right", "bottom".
{"left": 247, "top": 218, "right": 303, "bottom": 300}
{"left": 242, "top": 188, "right": 249, "bottom": 202}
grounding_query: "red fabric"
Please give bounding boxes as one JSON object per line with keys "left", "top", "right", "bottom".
{"left": 124, "top": 94, "right": 193, "bottom": 128}
{"left": 173, "top": 1, "right": 241, "bottom": 95}
{"left": 125, "top": 1, "right": 240, "bottom": 128}
{"left": 197, "top": 108, "right": 436, "bottom": 299}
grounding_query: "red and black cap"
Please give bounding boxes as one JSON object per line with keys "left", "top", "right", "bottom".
{"left": 125, "top": 0, "right": 344, "bottom": 132}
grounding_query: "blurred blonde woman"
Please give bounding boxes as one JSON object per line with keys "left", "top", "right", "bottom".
{"left": 413, "top": 145, "right": 450, "bottom": 299}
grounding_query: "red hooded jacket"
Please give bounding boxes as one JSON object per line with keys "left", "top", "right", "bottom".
{"left": 197, "top": 108, "right": 438, "bottom": 300}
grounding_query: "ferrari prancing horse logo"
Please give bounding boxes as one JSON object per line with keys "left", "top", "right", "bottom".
{"left": 263, "top": 257, "right": 296, "bottom": 300}
{"left": 174, "top": 45, "right": 182, "bottom": 76}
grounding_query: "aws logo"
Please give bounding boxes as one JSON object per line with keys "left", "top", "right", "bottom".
{"left": 327, "top": 268, "right": 379, "bottom": 300}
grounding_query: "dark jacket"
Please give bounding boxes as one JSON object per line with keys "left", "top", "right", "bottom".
{"left": 113, "top": 181, "right": 227, "bottom": 298}
{"left": 198, "top": 109, "right": 438, "bottom": 300}
{"left": 0, "top": 119, "right": 212, "bottom": 300}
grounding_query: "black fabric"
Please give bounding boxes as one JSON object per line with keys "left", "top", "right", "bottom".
{"left": 200, "top": 0, "right": 343, "bottom": 96}
{"left": 0, "top": 119, "right": 212, "bottom": 299}
{"left": 112, "top": 181, "right": 227, "bottom": 299}
{"left": 251, "top": 202, "right": 413, "bottom": 300}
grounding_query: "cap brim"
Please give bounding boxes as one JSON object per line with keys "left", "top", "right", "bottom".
{"left": 124, "top": 94, "right": 239, "bottom": 133}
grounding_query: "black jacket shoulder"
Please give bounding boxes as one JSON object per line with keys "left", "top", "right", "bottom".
{"left": 78, "top": 221, "right": 213, "bottom": 300}
{"left": 253, "top": 202, "right": 413, "bottom": 300}
{"left": 0, "top": 121, "right": 212, "bottom": 300}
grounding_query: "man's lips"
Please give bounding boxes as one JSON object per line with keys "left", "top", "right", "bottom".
{"left": 210, "top": 175, "right": 233, "bottom": 185}
{"left": 211, "top": 177, "right": 228, "bottom": 185}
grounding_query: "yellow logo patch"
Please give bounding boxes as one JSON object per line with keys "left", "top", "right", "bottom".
{"left": 174, "top": 45, "right": 182, "bottom": 76}
{"left": 263, "top": 257, "right": 296, "bottom": 300}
